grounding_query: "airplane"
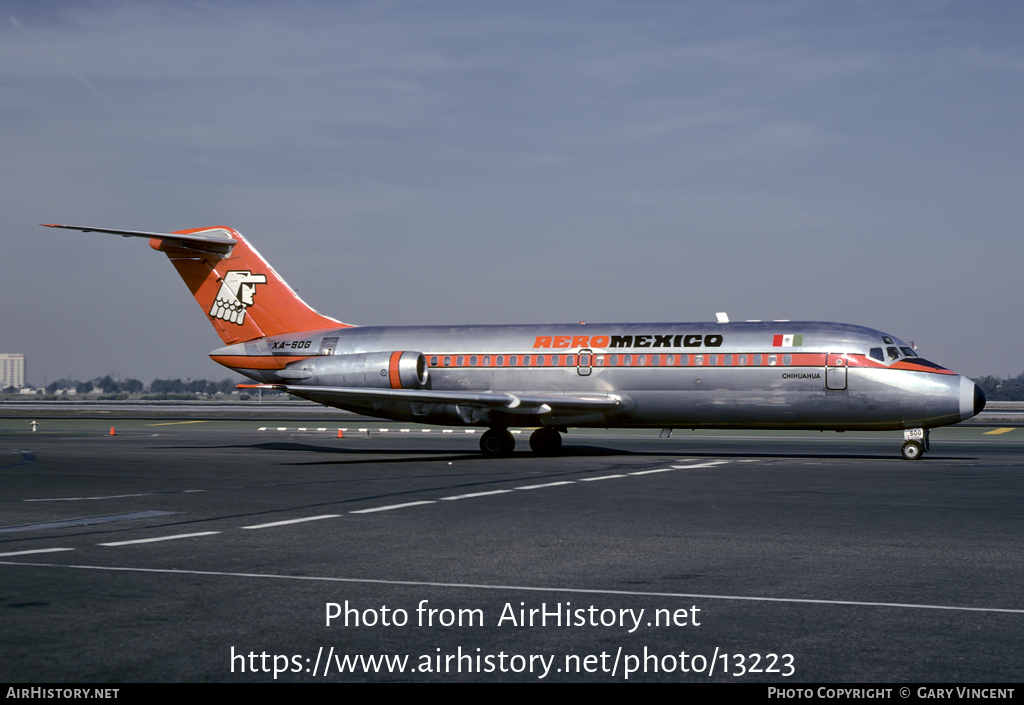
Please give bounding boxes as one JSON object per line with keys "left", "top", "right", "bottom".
{"left": 44, "top": 224, "right": 986, "bottom": 460}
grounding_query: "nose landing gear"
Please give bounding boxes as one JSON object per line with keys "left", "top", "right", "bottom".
{"left": 901, "top": 428, "right": 930, "bottom": 460}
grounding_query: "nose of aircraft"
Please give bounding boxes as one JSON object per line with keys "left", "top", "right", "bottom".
{"left": 960, "top": 376, "right": 986, "bottom": 421}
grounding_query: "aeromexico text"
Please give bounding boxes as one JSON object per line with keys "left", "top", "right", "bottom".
{"left": 533, "top": 334, "right": 723, "bottom": 349}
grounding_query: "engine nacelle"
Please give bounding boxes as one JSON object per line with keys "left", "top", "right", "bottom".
{"left": 280, "top": 351, "right": 429, "bottom": 389}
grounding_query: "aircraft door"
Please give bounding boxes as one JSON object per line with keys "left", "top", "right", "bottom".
{"left": 577, "top": 349, "right": 592, "bottom": 376}
{"left": 826, "top": 353, "right": 848, "bottom": 390}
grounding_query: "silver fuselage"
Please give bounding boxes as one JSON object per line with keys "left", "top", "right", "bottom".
{"left": 212, "top": 321, "right": 981, "bottom": 431}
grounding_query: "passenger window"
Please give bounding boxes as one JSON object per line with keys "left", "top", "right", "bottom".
{"left": 595, "top": 355, "right": 605, "bottom": 366}
{"left": 724, "top": 354, "right": 732, "bottom": 366}
{"left": 537, "top": 355, "right": 545, "bottom": 366}
{"left": 457, "top": 356, "right": 465, "bottom": 366}
{"left": 666, "top": 354, "right": 674, "bottom": 366}
{"left": 610, "top": 355, "right": 618, "bottom": 366}
{"left": 680, "top": 354, "right": 688, "bottom": 366}
{"left": 430, "top": 356, "right": 438, "bottom": 367}
{"left": 565, "top": 355, "right": 574, "bottom": 365}
{"left": 495, "top": 356, "right": 503, "bottom": 367}
{"left": 754, "top": 354, "right": 762, "bottom": 365}
{"left": 624, "top": 355, "right": 632, "bottom": 366}
{"left": 470, "top": 355, "right": 478, "bottom": 366}
{"left": 443, "top": 356, "right": 451, "bottom": 367}
{"left": 509, "top": 355, "right": 518, "bottom": 366}
{"left": 551, "top": 355, "right": 560, "bottom": 366}
{"left": 652, "top": 354, "right": 660, "bottom": 366}
{"left": 695, "top": 355, "right": 703, "bottom": 366}
{"left": 768, "top": 354, "right": 777, "bottom": 366}
{"left": 638, "top": 354, "right": 646, "bottom": 366}
{"left": 738, "top": 354, "right": 746, "bottom": 366}
{"left": 483, "top": 355, "right": 491, "bottom": 366}
{"left": 868, "top": 348, "right": 884, "bottom": 362}
{"left": 523, "top": 355, "right": 531, "bottom": 366}
{"left": 709, "top": 354, "right": 717, "bottom": 366}
{"left": 783, "top": 354, "right": 791, "bottom": 366}
{"left": 887, "top": 347, "right": 900, "bottom": 360}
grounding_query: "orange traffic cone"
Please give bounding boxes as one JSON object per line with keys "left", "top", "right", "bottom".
{"left": 337, "top": 429, "right": 344, "bottom": 438}
{"left": 109, "top": 426, "right": 116, "bottom": 436}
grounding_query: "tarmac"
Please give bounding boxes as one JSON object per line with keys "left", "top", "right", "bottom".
{"left": 1, "top": 412, "right": 1023, "bottom": 682}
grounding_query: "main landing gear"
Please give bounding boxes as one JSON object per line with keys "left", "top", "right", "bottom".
{"left": 479, "top": 428, "right": 515, "bottom": 457}
{"left": 900, "top": 428, "right": 930, "bottom": 461}
{"left": 478, "top": 427, "right": 565, "bottom": 457}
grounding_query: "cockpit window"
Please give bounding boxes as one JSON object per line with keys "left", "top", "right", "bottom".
{"left": 868, "top": 347, "right": 884, "bottom": 362}
{"left": 900, "top": 347, "right": 917, "bottom": 357}
{"left": 882, "top": 336, "right": 894, "bottom": 345}
{"left": 886, "top": 346, "right": 900, "bottom": 360}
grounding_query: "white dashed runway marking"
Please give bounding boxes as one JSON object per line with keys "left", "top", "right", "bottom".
{"left": 241, "top": 515, "right": 341, "bottom": 529}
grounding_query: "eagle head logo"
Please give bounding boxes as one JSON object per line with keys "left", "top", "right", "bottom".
{"left": 209, "top": 270, "right": 267, "bottom": 325}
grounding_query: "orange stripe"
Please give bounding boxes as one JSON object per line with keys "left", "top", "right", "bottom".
{"left": 389, "top": 351, "right": 403, "bottom": 389}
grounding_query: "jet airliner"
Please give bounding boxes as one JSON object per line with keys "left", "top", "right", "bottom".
{"left": 45, "top": 224, "right": 985, "bottom": 459}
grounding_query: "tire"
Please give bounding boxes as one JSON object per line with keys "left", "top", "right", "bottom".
{"left": 901, "top": 441, "right": 923, "bottom": 460}
{"left": 480, "top": 428, "right": 515, "bottom": 457}
{"left": 529, "top": 428, "right": 563, "bottom": 456}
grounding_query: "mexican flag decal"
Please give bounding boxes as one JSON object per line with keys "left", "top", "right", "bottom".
{"left": 773, "top": 334, "right": 803, "bottom": 347}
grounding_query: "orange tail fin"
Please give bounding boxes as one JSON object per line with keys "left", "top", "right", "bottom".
{"left": 151, "top": 227, "right": 346, "bottom": 344}
{"left": 43, "top": 224, "right": 347, "bottom": 344}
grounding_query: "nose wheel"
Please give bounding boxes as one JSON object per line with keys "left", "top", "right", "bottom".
{"left": 901, "top": 428, "right": 930, "bottom": 460}
{"left": 901, "top": 441, "right": 924, "bottom": 460}
{"left": 480, "top": 428, "right": 515, "bottom": 457}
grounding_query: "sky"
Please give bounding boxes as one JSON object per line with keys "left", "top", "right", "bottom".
{"left": 1, "top": 0, "right": 1022, "bottom": 385}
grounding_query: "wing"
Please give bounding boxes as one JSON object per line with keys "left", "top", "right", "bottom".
{"left": 239, "top": 383, "right": 621, "bottom": 415}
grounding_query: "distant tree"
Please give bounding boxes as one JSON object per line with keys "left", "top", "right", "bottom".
{"left": 75, "top": 381, "right": 94, "bottom": 394}
{"left": 974, "top": 372, "right": 1024, "bottom": 401}
{"left": 3, "top": 386, "right": 15, "bottom": 394}
{"left": 97, "top": 375, "right": 119, "bottom": 394}
{"left": 121, "top": 379, "right": 144, "bottom": 394}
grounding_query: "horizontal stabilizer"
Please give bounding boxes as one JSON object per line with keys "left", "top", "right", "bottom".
{"left": 42, "top": 224, "right": 237, "bottom": 255}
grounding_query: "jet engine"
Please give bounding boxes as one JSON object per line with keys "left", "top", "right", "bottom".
{"left": 278, "top": 351, "right": 429, "bottom": 389}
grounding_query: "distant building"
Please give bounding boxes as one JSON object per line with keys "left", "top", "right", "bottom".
{"left": 1, "top": 354, "right": 25, "bottom": 389}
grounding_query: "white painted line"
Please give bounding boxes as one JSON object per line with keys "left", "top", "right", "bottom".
{"left": 5, "top": 562, "right": 1023, "bottom": 616}
{"left": 241, "top": 515, "right": 341, "bottom": 530}
{"left": 465, "top": 430, "right": 476, "bottom": 434}
{"left": 580, "top": 474, "right": 627, "bottom": 482}
{"left": 400, "top": 429, "right": 410, "bottom": 433}
{"left": 317, "top": 428, "right": 327, "bottom": 431}
{"left": 443, "top": 429, "right": 453, "bottom": 433}
{"left": 277, "top": 427, "right": 286, "bottom": 431}
{"left": 515, "top": 481, "right": 576, "bottom": 490}
{"left": 511, "top": 430, "right": 522, "bottom": 434}
{"left": 0, "top": 548, "right": 74, "bottom": 557}
{"left": 379, "top": 429, "right": 389, "bottom": 432}
{"left": 358, "top": 428, "right": 368, "bottom": 432}
{"left": 421, "top": 429, "right": 431, "bottom": 433}
{"left": 630, "top": 468, "right": 674, "bottom": 475}
{"left": 25, "top": 493, "right": 156, "bottom": 502}
{"left": 669, "top": 461, "right": 729, "bottom": 470}
{"left": 350, "top": 501, "right": 436, "bottom": 514}
{"left": 440, "top": 490, "right": 514, "bottom": 501}
{"left": 99, "top": 531, "right": 220, "bottom": 547}
{"left": 258, "top": 427, "right": 267, "bottom": 431}
{"left": 297, "top": 427, "right": 307, "bottom": 431}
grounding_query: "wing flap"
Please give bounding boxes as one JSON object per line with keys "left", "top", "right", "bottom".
{"left": 239, "top": 384, "right": 620, "bottom": 413}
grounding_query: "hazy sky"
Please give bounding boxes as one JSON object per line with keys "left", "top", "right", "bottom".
{"left": 2, "top": 0, "right": 1022, "bottom": 384}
